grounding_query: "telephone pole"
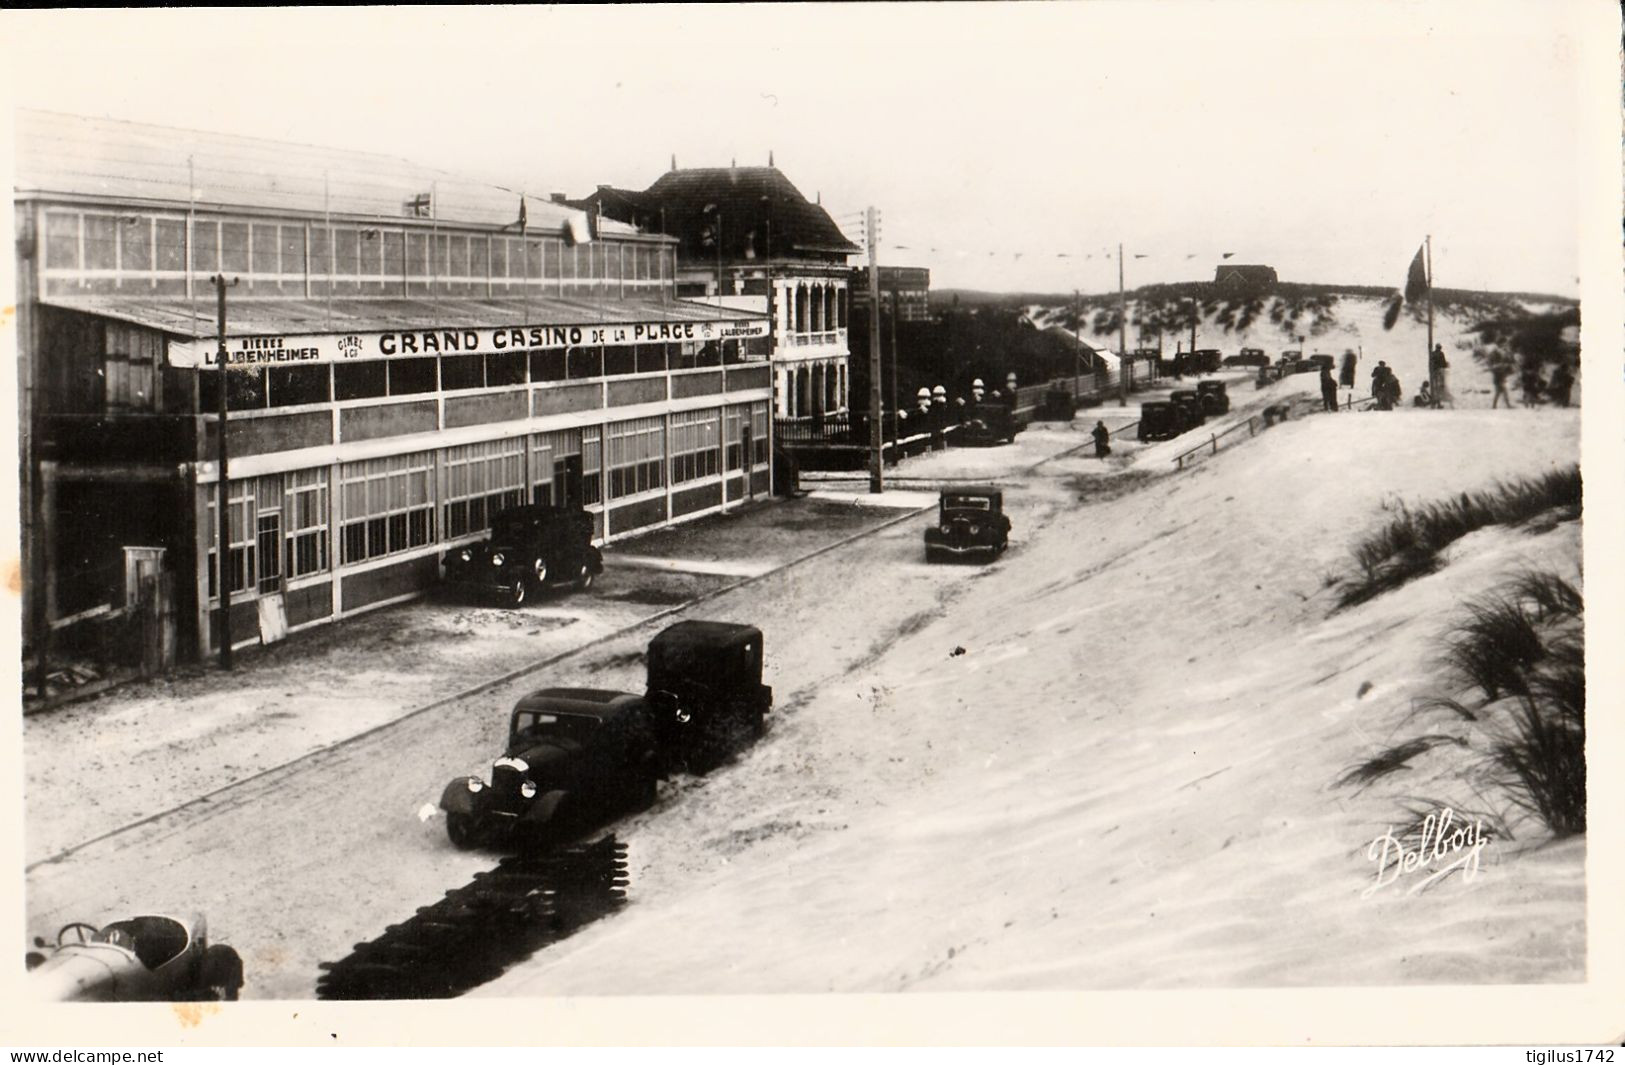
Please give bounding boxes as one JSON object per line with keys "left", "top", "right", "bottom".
{"left": 867, "top": 207, "right": 883, "bottom": 493}
{"left": 212, "top": 274, "right": 237, "bottom": 670}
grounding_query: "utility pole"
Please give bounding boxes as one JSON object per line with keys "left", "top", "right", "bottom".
{"left": 212, "top": 274, "right": 237, "bottom": 670}
{"left": 1117, "top": 243, "right": 1128, "bottom": 405}
{"left": 889, "top": 282, "right": 900, "bottom": 463}
{"left": 867, "top": 207, "right": 883, "bottom": 493}
{"left": 1073, "top": 289, "right": 1082, "bottom": 397}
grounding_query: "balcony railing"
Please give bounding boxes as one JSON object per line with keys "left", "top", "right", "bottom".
{"left": 788, "top": 329, "right": 846, "bottom": 348}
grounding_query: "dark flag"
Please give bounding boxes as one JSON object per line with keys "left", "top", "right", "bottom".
{"left": 1403, "top": 243, "right": 1428, "bottom": 303}
{"left": 1221, "top": 252, "right": 1235, "bottom": 259}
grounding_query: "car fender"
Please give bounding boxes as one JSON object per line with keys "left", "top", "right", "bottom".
{"left": 586, "top": 545, "right": 605, "bottom": 574}
{"left": 523, "top": 788, "right": 570, "bottom": 825}
{"left": 439, "top": 777, "right": 485, "bottom": 817}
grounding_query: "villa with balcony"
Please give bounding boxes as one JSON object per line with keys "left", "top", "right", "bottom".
{"left": 571, "top": 161, "right": 859, "bottom": 423}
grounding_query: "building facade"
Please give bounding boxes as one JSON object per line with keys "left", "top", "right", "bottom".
{"left": 16, "top": 111, "right": 772, "bottom": 664}
{"left": 575, "top": 163, "right": 858, "bottom": 422}
{"left": 850, "top": 266, "right": 932, "bottom": 323}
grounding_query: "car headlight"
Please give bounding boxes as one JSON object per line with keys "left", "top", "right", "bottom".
{"left": 465, "top": 778, "right": 485, "bottom": 793}
{"left": 520, "top": 781, "right": 537, "bottom": 799}
{"left": 969, "top": 524, "right": 981, "bottom": 536}
{"left": 459, "top": 549, "right": 471, "bottom": 563}
{"left": 491, "top": 552, "right": 505, "bottom": 567}
{"left": 940, "top": 524, "right": 951, "bottom": 536}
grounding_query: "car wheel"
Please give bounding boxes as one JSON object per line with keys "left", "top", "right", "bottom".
{"left": 201, "top": 945, "right": 244, "bottom": 1002}
{"left": 504, "top": 578, "right": 527, "bottom": 609}
{"left": 531, "top": 556, "right": 549, "bottom": 587}
{"left": 446, "top": 812, "right": 481, "bottom": 850}
{"left": 576, "top": 560, "right": 595, "bottom": 590}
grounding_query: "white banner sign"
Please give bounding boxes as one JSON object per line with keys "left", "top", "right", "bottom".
{"left": 168, "top": 318, "right": 770, "bottom": 368}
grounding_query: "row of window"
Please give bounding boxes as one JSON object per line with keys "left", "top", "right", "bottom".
{"left": 205, "top": 405, "right": 769, "bottom": 598}
{"left": 196, "top": 338, "right": 772, "bottom": 410}
{"left": 44, "top": 210, "right": 675, "bottom": 287}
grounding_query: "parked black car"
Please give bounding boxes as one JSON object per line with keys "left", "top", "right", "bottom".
{"left": 1036, "top": 388, "right": 1078, "bottom": 421}
{"left": 955, "top": 403, "right": 1021, "bottom": 446}
{"left": 1137, "top": 400, "right": 1184, "bottom": 441}
{"left": 1197, "top": 380, "right": 1230, "bottom": 415}
{"left": 441, "top": 505, "right": 603, "bottom": 608}
{"left": 1305, "top": 354, "right": 1336, "bottom": 374}
{"left": 1169, "top": 390, "right": 1207, "bottom": 426}
{"left": 1224, "top": 347, "right": 1270, "bottom": 368}
{"left": 438, "top": 620, "right": 773, "bottom": 848}
{"left": 1192, "top": 349, "right": 1224, "bottom": 374}
{"left": 924, "top": 487, "right": 1011, "bottom": 562}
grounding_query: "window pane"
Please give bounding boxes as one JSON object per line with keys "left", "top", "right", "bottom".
{"left": 268, "top": 364, "right": 331, "bottom": 406}
{"left": 486, "top": 351, "right": 527, "bottom": 387}
{"left": 388, "top": 358, "right": 437, "bottom": 394}
{"left": 335, "top": 361, "right": 388, "bottom": 400}
{"left": 440, "top": 353, "right": 484, "bottom": 390}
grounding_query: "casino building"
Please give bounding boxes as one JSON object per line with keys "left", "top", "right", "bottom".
{"left": 15, "top": 111, "right": 772, "bottom": 664}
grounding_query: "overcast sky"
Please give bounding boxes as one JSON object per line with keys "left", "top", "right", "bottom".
{"left": 4, "top": 3, "right": 1613, "bottom": 297}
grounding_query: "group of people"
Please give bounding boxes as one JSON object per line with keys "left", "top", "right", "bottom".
{"left": 1490, "top": 353, "right": 1575, "bottom": 409}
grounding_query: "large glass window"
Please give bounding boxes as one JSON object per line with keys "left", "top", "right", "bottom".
{"left": 442, "top": 438, "right": 526, "bottom": 538}
{"left": 205, "top": 479, "right": 256, "bottom": 600}
{"left": 339, "top": 453, "right": 435, "bottom": 564}
{"left": 388, "top": 357, "right": 438, "bottom": 395}
{"left": 335, "top": 360, "right": 387, "bottom": 400}
{"left": 486, "top": 351, "right": 527, "bottom": 387}
{"left": 440, "top": 353, "right": 484, "bottom": 391}
{"left": 285, "top": 468, "right": 330, "bottom": 579}
{"left": 268, "top": 364, "right": 331, "bottom": 407}
{"left": 608, "top": 417, "right": 665, "bottom": 499}
{"left": 670, "top": 409, "right": 721, "bottom": 484}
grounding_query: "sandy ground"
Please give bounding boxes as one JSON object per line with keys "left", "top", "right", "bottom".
{"left": 21, "top": 498, "right": 907, "bottom": 866}
{"left": 20, "top": 384, "right": 1582, "bottom": 1003}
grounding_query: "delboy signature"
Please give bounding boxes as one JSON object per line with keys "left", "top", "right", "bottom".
{"left": 1363, "top": 807, "right": 1491, "bottom": 898}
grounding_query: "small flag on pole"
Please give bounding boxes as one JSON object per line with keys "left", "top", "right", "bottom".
{"left": 518, "top": 196, "right": 527, "bottom": 235}
{"left": 1403, "top": 243, "right": 1428, "bottom": 303}
{"left": 1221, "top": 252, "right": 1235, "bottom": 259}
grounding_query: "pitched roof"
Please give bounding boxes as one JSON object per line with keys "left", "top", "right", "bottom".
{"left": 14, "top": 109, "right": 633, "bottom": 236}
{"left": 631, "top": 166, "right": 859, "bottom": 262}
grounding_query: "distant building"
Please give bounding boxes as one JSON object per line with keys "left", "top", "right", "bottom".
{"left": 15, "top": 111, "right": 771, "bottom": 666}
{"left": 576, "top": 161, "right": 859, "bottom": 420}
{"left": 1213, "top": 264, "right": 1278, "bottom": 290}
{"left": 850, "top": 266, "right": 932, "bottom": 323}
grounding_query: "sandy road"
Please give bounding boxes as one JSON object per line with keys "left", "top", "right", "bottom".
{"left": 22, "top": 465, "right": 1079, "bottom": 1000}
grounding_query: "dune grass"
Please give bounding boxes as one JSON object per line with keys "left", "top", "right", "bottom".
{"left": 1337, "top": 570, "right": 1585, "bottom": 840}
{"left": 1335, "top": 466, "right": 1580, "bottom": 609}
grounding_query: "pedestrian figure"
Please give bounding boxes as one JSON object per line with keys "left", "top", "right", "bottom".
{"left": 1520, "top": 364, "right": 1544, "bottom": 407}
{"left": 1428, "top": 343, "right": 1453, "bottom": 408}
{"left": 1414, "top": 381, "right": 1433, "bottom": 408}
{"left": 1091, "top": 420, "right": 1111, "bottom": 458}
{"left": 1370, "top": 361, "right": 1392, "bottom": 409}
{"left": 1319, "top": 365, "right": 1339, "bottom": 412}
{"left": 1339, "top": 349, "right": 1358, "bottom": 390}
{"left": 1490, "top": 356, "right": 1513, "bottom": 409}
{"left": 1549, "top": 361, "right": 1574, "bottom": 407}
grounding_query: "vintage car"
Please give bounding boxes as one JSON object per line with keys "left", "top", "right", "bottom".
{"left": 440, "top": 688, "right": 664, "bottom": 849}
{"left": 1169, "top": 390, "right": 1207, "bottom": 427}
{"left": 1224, "top": 347, "right": 1270, "bottom": 368}
{"left": 645, "top": 620, "right": 773, "bottom": 771}
{"left": 440, "top": 621, "right": 772, "bottom": 847}
{"left": 1196, "top": 380, "right": 1230, "bottom": 415}
{"left": 1036, "top": 388, "right": 1078, "bottom": 421}
{"left": 441, "top": 504, "right": 603, "bottom": 608}
{"left": 924, "top": 487, "right": 1011, "bottom": 562}
{"left": 955, "top": 403, "right": 1021, "bottom": 447}
{"left": 1137, "top": 400, "right": 1185, "bottom": 441}
{"left": 1305, "top": 353, "right": 1337, "bottom": 374}
{"left": 26, "top": 913, "right": 243, "bottom": 1002}
{"left": 1191, "top": 348, "right": 1224, "bottom": 374}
